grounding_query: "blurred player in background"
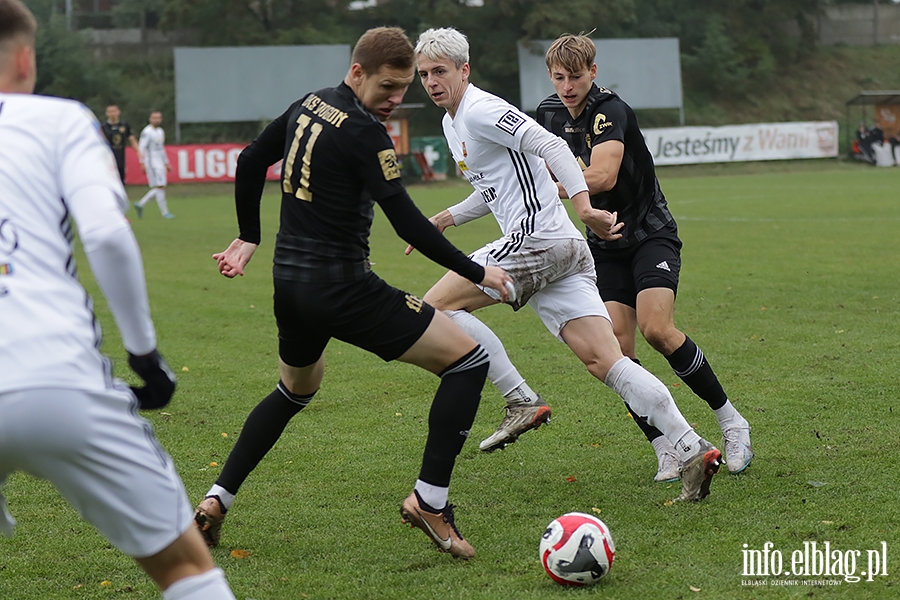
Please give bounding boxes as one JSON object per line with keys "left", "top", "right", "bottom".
{"left": 537, "top": 33, "right": 752, "bottom": 478}
{"left": 412, "top": 27, "right": 721, "bottom": 503}
{"left": 135, "top": 110, "right": 174, "bottom": 219}
{"left": 193, "top": 26, "right": 513, "bottom": 559}
{"left": 0, "top": 1, "right": 234, "bottom": 597}
{"left": 101, "top": 103, "right": 141, "bottom": 185}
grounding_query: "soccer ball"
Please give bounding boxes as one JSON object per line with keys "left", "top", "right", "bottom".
{"left": 539, "top": 512, "right": 615, "bottom": 586}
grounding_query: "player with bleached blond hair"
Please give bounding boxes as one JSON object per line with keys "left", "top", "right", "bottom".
{"left": 0, "top": 1, "right": 234, "bottom": 597}
{"left": 411, "top": 26, "right": 722, "bottom": 503}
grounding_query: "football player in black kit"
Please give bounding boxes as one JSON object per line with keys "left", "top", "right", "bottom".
{"left": 192, "top": 27, "right": 513, "bottom": 560}
{"left": 100, "top": 104, "right": 141, "bottom": 183}
{"left": 536, "top": 33, "right": 753, "bottom": 480}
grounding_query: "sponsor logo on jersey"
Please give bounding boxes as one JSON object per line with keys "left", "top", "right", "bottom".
{"left": 378, "top": 149, "right": 401, "bottom": 181}
{"left": 593, "top": 112, "right": 614, "bottom": 135}
{"left": 495, "top": 110, "right": 526, "bottom": 136}
{"left": 480, "top": 187, "right": 497, "bottom": 203}
{"left": 0, "top": 263, "right": 12, "bottom": 275}
{"left": 656, "top": 261, "right": 671, "bottom": 272}
{"left": 457, "top": 160, "right": 469, "bottom": 172}
{"left": 462, "top": 141, "right": 467, "bottom": 157}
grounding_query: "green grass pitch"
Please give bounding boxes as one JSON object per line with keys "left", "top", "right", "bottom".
{"left": 1, "top": 160, "right": 898, "bottom": 599}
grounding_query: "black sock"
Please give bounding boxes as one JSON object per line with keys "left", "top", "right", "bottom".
{"left": 216, "top": 382, "right": 314, "bottom": 493}
{"left": 665, "top": 336, "right": 727, "bottom": 410}
{"left": 418, "top": 346, "right": 490, "bottom": 488}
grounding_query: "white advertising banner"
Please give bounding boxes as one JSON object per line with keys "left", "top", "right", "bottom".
{"left": 644, "top": 121, "right": 839, "bottom": 166}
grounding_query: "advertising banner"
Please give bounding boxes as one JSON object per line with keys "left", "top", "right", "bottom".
{"left": 643, "top": 121, "right": 839, "bottom": 166}
{"left": 124, "top": 144, "right": 282, "bottom": 185}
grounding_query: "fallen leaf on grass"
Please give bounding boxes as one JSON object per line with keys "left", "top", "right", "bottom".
{"left": 221, "top": 432, "right": 228, "bottom": 438}
{"left": 664, "top": 500, "right": 674, "bottom": 507}
{"left": 100, "top": 580, "right": 112, "bottom": 587}
{"left": 181, "top": 366, "right": 189, "bottom": 372}
{"left": 209, "top": 462, "right": 218, "bottom": 467}
{"left": 591, "top": 507, "right": 602, "bottom": 515}
{"left": 231, "top": 549, "right": 251, "bottom": 559}
{"left": 565, "top": 476, "right": 577, "bottom": 483}
{"left": 690, "top": 585, "right": 701, "bottom": 592}
{"left": 808, "top": 481, "right": 827, "bottom": 487}
{"left": 73, "top": 584, "right": 83, "bottom": 590}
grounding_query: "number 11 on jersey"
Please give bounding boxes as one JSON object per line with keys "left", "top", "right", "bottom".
{"left": 283, "top": 114, "right": 323, "bottom": 201}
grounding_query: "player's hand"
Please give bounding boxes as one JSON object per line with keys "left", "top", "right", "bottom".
{"left": 140, "top": 163, "right": 146, "bottom": 173}
{"left": 213, "top": 238, "right": 258, "bottom": 278}
{"left": 166, "top": 164, "right": 172, "bottom": 172}
{"left": 481, "top": 265, "right": 516, "bottom": 304}
{"left": 405, "top": 211, "right": 454, "bottom": 255}
{"left": 128, "top": 350, "right": 176, "bottom": 410}
{"left": 582, "top": 209, "right": 624, "bottom": 241}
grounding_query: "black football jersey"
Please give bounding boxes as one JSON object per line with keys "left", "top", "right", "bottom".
{"left": 239, "top": 82, "right": 407, "bottom": 282}
{"left": 100, "top": 121, "right": 131, "bottom": 157}
{"left": 536, "top": 85, "right": 674, "bottom": 249}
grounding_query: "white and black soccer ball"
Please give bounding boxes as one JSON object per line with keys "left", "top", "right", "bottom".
{"left": 539, "top": 512, "right": 615, "bottom": 586}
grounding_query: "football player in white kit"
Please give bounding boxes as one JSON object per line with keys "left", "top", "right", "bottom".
{"left": 412, "top": 27, "right": 721, "bottom": 502}
{"left": 0, "top": 2, "right": 234, "bottom": 597}
{"left": 135, "top": 110, "right": 175, "bottom": 219}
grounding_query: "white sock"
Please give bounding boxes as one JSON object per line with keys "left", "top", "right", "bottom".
{"left": 162, "top": 568, "right": 235, "bottom": 600}
{"left": 155, "top": 188, "right": 170, "bottom": 214}
{"left": 137, "top": 188, "right": 156, "bottom": 207}
{"left": 714, "top": 400, "right": 745, "bottom": 430}
{"left": 206, "top": 485, "right": 235, "bottom": 511}
{"left": 444, "top": 310, "right": 529, "bottom": 398}
{"left": 674, "top": 430, "right": 703, "bottom": 461}
{"left": 605, "top": 357, "right": 693, "bottom": 449}
{"left": 504, "top": 382, "right": 539, "bottom": 404}
{"left": 651, "top": 435, "right": 676, "bottom": 457}
{"left": 414, "top": 480, "right": 448, "bottom": 510}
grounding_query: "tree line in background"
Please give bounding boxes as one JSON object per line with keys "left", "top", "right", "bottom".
{"left": 23, "top": 0, "right": 875, "bottom": 141}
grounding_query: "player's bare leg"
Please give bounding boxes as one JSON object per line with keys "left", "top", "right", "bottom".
{"left": 636, "top": 288, "right": 752, "bottom": 474}
{"left": 559, "top": 315, "right": 721, "bottom": 501}
{"left": 135, "top": 525, "right": 234, "bottom": 598}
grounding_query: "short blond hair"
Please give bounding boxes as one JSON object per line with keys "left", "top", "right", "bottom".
{"left": 545, "top": 33, "right": 595, "bottom": 73}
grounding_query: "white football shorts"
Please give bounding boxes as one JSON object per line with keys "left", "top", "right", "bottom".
{"left": 146, "top": 164, "right": 168, "bottom": 187}
{"left": 0, "top": 386, "right": 193, "bottom": 558}
{"left": 469, "top": 234, "right": 611, "bottom": 340}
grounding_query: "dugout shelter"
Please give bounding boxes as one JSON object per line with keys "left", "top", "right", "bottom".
{"left": 845, "top": 90, "right": 900, "bottom": 150}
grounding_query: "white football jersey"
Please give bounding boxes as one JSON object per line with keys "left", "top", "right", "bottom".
{"left": 139, "top": 124, "right": 168, "bottom": 169}
{"left": 443, "top": 84, "right": 583, "bottom": 241}
{"left": 0, "top": 94, "right": 127, "bottom": 394}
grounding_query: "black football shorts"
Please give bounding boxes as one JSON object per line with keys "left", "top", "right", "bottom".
{"left": 590, "top": 225, "right": 683, "bottom": 308}
{"left": 273, "top": 272, "right": 435, "bottom": 367}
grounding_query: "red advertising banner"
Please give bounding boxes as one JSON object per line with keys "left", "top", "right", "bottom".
{"left": 124, "top": 144, "right": 282, "bottom": 185}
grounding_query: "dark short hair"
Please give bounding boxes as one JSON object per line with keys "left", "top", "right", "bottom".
{"left": 0, "top": 0, "right": 37, "bottom": 45}
{"left": 351, "top": 27, "right": 414, "bottom": 75}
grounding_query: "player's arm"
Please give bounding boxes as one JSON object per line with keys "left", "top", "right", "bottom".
{"left": 128, "top": 134, "right": 142, "bottom": 162}
{"left": 580, "top": 140, "right": 623, "bottom": 194}
{"left": 404, "top": 189, "right": 489, "bottom": 255}
{"left": 519, "top": 124, "right": 623, "bottom": 241}
{"left": 217, "top": 104, "right": 293, "bottom": 277}
{"left": 61, "top": 108, "right": 175, "bottom": 408}
{"left": 380, "top": 190, "right": 512, "bottom": 301}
